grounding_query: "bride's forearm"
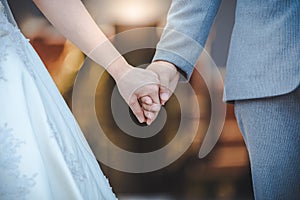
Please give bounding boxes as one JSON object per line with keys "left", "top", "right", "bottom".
{"left": 33, "top": 0, "right": 105, "bottom": 54}
{"left": 32, "top": 0, "right": 131, "bottom": 79}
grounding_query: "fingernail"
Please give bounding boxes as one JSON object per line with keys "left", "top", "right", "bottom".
{"left": 138, "top": 117, "right": 144, "bottom": 123}
{"left": 147, "top": 113, "right": 153, "bottom": 120}
{"left": 151, "top": 104, "right": 160, "bottom": 111}
{"left": 161, "top": 93, "right": 169, "bottom": 101}
{"left": 145, "top": 98, "right": 152, "bottom": 104}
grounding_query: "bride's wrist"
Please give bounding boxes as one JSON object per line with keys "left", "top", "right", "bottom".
{"left": 107, "top": 56, "right": 132, "bottom": 82}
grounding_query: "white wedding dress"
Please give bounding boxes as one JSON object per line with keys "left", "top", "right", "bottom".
{"left": 0, "top": 0, "right": 117, "bottom": 199}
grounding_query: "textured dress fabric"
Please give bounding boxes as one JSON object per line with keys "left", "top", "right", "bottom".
{"left": 0, "top": 1, "right": 116, "bottom": 199}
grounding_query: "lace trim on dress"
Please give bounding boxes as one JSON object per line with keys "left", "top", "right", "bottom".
{"left": 0, "top": 124, "right": 37, "bottom": 200}
{"left": 48, "top": 119, "right": 88, "bottom": 183}
{"left": 0, "top": 1, "right": 36, "bottom": 79}
{"left": 0, "top": 2, "right": 8, "bottom": 80}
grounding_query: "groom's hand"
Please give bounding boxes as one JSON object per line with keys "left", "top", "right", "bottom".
{"left": 139, "top": 61, "right": 179, "bottom": 124}
{"left": 142, "top": 61, "right": 180, "bottom": 105}
{"left": 116, "top": 66, "right": 161, "bottom": 124}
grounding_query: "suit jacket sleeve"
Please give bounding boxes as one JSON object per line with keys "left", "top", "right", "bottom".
{"left": 153, "top": 0, "right": 222, "bottom": 80}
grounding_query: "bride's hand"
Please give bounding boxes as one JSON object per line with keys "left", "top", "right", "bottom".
{"left": 113, "top": 63, "right": 161, "bottom": 125}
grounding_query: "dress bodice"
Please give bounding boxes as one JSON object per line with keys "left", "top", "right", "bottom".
{"left": 0, "top": 1, "right": 6, "bottom": 23}
{"left": 0, "top": 1, "right": 13, "bottom": 34}
{"left": 0, "top": 0, "right": 35, "bottom": 78}
{"left": 0, "top": 0, "right": 17, "bottom": 28}
{"left": 0, "top": 1, "right": 12, "bottom": 64}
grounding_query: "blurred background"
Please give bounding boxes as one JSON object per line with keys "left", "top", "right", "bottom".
{"left": 8, "top": 0, "right": 254, "bottom": 199}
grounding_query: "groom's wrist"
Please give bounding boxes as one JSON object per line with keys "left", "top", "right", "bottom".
{"left": 153, "top": 60, "right": 177, "bottom": 72}
{"left": 152, "top": 60, "right": 187, "bottom": 79}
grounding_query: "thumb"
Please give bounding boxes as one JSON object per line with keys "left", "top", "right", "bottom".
{"left": 159, "top": 86, "right": 171, "bottom": 105}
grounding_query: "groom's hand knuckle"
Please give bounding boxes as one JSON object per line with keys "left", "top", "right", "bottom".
{"left": 147, "top": 84, "right": 158, "bottom": 91}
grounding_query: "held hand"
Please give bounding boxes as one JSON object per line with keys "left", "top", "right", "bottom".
{"left": 142, "top": 61, "right": 180, "bottom": 105}
{"left": 139, "top": 61, "right": 180, "bottom": 124}
{"left": 116, "top": 66, "right": 161, "bottom": 125}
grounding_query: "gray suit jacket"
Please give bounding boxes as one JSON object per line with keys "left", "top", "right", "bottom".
{"left": 153, "top": 0, "right": 300, "bottom": 101}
